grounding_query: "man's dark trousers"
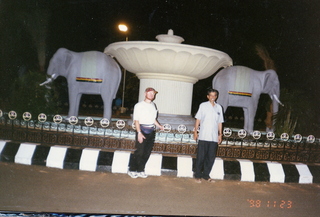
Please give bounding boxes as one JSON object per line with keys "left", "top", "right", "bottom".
{"left": 195, "top": 140, "right": 218, "bottom": 179}
{"left": 129, "top": 131, "right": 155, "bottom": 172}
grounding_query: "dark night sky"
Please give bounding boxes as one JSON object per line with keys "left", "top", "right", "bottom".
{"left": 0, "top": 0, "right": 319, "bottom": 133}
{"left": 45, "top": 0, "right": 320, "bottom": 88}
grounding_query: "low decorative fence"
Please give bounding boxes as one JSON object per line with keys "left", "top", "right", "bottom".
{"left": 0, "top": 110, "right": 319, "bottom": 163}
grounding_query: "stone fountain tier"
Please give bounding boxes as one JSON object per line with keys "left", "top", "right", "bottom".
{"left": 105, "top": 41, "right": 232, "bottom": 83}
{"left": 104, "top": 41, "right": 232, "bottom": 130}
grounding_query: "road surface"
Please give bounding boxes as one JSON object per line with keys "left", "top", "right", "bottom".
{"left": 0, "top": 162, "right": 319, "bottom": 216}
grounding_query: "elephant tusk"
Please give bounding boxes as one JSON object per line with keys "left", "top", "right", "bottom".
{"left": 273, "top": 94, "right": 284, "bottom": 106}
{"left": 39, "top": 78, "right": 53, "bottom": 86}
{"left": 40, "top": 74, "right": 57, "bottom": 86}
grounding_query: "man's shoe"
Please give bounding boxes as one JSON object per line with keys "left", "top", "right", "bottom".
{"left": 137, "top": 172, "right": 148, "bottom": 178}
{"left": 195, "top": 178, "right": 202, "bottom": 183}
{"left": 128, "top": 171, "right": 138, "bottom": 178}
{"left": 207, "top": 178, "right": 215, "bottom": 183}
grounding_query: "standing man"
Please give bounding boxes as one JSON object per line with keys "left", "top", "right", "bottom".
{"left": 193, "top": 88, "right": 224, "bottom": 183}
{"left": 128, "top": 87, "right": 164, "bottom": 178}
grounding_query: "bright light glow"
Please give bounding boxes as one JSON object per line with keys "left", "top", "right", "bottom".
{"left": 118, "top": 24, "right": 128, "bottom": 32}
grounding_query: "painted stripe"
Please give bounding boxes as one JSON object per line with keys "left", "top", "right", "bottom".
{"left": 96, "top": 151, "right": 113, "bottom": 172}
{"left": 81, "top": 52, "right": 97, "bottom": 78}
{"left": 145, "top": 153, "right": 163, "bottom": 176}
{"left": 46, "top": 146, "right": 68, "bottom": 169}
{"left": 234, "top": 68, "right": 251, "bottom": 93}
{"left": 162, "top": 156, "right": 178, "bottom": 170}
{"left": 210, "top": 157, "right": 224, "bottom": 180}
{"left": 111, "top": 150, "right": 131, "bottom": 173}
{"left": 79, "top": 148, "right": 100, "bottom": 172}
{"left": 267, "top": 162, "right": 285, "bottom": 183}
{"left": 0, "top": 142, "right": 20, "bottom": 162}
{"left": 253, "top": 162, "right": 270, "bottom": 182}
{"left": 282, "top": 164, "right": 299, "bottom": 183}
{"left": 177, "top": 155, "right": 193, "bottom": 178}
{"left": 307, "top": 165, "right": 320, "bottom": 183}
{"left": 237, "top": 159, "right": 255, "bottom": 182}
{"left": 64, "top": 148, "right": 82, "bottom": 170}
{"left": 14, "top": 143, "right": 37, "bottom": 165}
{"left": 224, "top": 160, "right": 241, "bottom": 180}
{"left": 295, "top": 163, "right": 313, "bottom": 184}
{"left": 32, "top": 145, "right": 51, "bottom": 166}
{"left": 0, "top": 140, "right": 6, "bottom": 154}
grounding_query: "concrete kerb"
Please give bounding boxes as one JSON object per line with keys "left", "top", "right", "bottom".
{"left": 0, "top": 140, "right": 319, "bottom": 184}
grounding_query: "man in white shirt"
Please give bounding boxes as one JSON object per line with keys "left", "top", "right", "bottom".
{"left": 193, "top": 88, "right": 224, "bottom": 183}
{"left": 128, "top": 87, "right": 164, "bottom": 178}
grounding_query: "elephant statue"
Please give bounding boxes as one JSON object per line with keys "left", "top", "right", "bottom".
{"left": 212, "top": 65, "right": 282, "bottom": 133}
{"left": 40, "top": 48, "right": 121, "bottom": 120}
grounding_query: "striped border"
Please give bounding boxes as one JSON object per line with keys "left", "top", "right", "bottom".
{"left": 228, "top": 91, "right": 252, "bottom": 97}
{"left": 76, "top": 77, "right": 103, "bottom": 83}
{"left": 0, "top": 141, "right": 319, "bottom": 184}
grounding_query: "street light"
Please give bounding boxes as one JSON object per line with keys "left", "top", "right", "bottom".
{"left": 118, "top": 24, "right": 128, "bottom": 38}
{"left": 118, "top": 24, "right": 128, "bottom": 113}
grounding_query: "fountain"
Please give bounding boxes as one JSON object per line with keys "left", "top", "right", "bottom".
{"left": 104, "top": 30, "right": 232, "bottom": 129}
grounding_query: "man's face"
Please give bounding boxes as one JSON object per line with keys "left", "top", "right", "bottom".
{"left": 145, "top": 90, "right": 156, "bottom": 101}
{"left": 207, "top": 92, "right": 218, "bottom": 102}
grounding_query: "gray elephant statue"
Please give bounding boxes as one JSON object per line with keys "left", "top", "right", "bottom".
{"left": 212, "top": 65, "right": 282, "bottom": 133}
{"left": 40, "top": 48, "right": 121, "bottom": 120}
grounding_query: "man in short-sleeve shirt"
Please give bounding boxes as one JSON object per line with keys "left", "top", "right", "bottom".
{"left": 128, "top": 87, "right": 164, "bottom": 178}
{"left": 193, "top": 88, "right": 224, "bottom": 183}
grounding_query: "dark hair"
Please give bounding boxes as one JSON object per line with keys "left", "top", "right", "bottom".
{"left": 206, "top": 87, "right": 219, "bottom": 97}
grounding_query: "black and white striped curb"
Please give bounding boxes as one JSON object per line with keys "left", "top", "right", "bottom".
{"left": 1, "top": 140, "right": 319, "bottom": 184}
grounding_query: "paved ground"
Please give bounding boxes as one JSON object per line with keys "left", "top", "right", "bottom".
{"left": 1, "top": 162, "right": 320, "bottom": 217}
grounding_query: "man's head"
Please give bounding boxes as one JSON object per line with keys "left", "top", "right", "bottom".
{"left": 207, "top": 88, "right": 219, "bottom": 102}
{"left": 145, "top": 87, "right": 158, "bottom": 94}
{"left": 144, "top": 87, "right": 158, "bottom": 101}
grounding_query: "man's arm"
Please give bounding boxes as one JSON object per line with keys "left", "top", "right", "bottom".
{"left": 193, "top": 119, "right": 200, "bottom": 141}
{"left": 154, "top": 120, "right": 164, "bottom": 131}
{"left": 218, "top": 122, "right": 223, "bottom": 144}
{"left": 135, "top": 120, "right": 145, "bottom": 143}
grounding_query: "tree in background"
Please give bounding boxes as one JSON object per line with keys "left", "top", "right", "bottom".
{"left": 256, "top": 45, "right": 318, "bottom": 137}
{"left": 0, "top": 1, "right": 49, "bottom": 72}
{"left": 0, "top": 1, "right": 49, "bottom": 111}
{"left": 9, "top": 70, "right": 60, "bottom": 118}
{"left": 255, "top": 44, "right": 279, "bottom": 132}
{"left": 256, "top": 44, "right": 291, "bottom": 135}
{"left": 274, "top": 88, "right": 318, "bottom": 137}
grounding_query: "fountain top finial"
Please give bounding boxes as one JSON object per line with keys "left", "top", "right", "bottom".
{"left": 156, "top": 29, "right": 185, "bottom": 44}
{"left": 167, "top": 29, "right": 174, "bottom": 35}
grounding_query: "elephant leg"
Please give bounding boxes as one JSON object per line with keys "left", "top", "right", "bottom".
{"left": 101, "top": 94, "right": 113, "bottom": 120}
{"left": 243, "top": 108, "right": 249, "bottom": 132}
{"left": 243, "top": 105, "right": 257, "bottom": 134}
{"left": 68, "top": 92, "right": 82, "bottom": 117}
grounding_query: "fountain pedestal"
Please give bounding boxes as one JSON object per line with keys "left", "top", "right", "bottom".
{"left": 105, "top": 31, "right": 232, "bottom": 130}
{"left": 139, "top": 77, "right": 194, "bottom": 129}
{"left": 138, "top": 76, "right": 193, "bottom": 116}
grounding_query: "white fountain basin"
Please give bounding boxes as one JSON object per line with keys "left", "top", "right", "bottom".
{"left": 104, "top": 41, "right": 232, "bottom": 83}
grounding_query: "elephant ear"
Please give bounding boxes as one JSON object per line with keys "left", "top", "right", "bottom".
{"left": 64, "top": 50, "right": 73, "bottom": 71}
{"left": 263, "top": 70, "right": 279, "bottom": 94}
